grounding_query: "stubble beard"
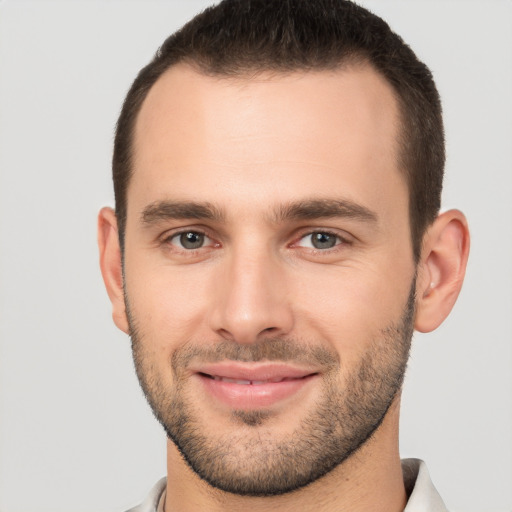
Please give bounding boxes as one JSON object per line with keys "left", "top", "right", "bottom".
{"left": 127, "top": 282, "right": 415, "bottom": 497}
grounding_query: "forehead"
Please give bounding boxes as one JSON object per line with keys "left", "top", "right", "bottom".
{"left": 130, "top": 63, "right": 404, "bottom": 219}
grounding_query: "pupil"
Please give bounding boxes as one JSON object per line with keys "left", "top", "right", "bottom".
{"left": 180, "top": 232, "right": 204, "bottom": 249}
{"left": 312, "top": 232, "right": 336, "bottom": 249}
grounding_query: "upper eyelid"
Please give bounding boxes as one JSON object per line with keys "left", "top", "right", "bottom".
{"left": 157, "top": 226, "right": 354, "bottom": 248}
{"left": 160, "top": 226, "right": 215, "bottom": 241}
{"left": 293, "top": 227, "right": 354, "bottom": 243}
{"left": 294, "top": 232, "right": 347, "bottom": 248}
{"left": 161, "top": 230, "right": 218, "bottom": 253}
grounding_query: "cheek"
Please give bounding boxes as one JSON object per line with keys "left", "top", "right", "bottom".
{"left": 290, "top": 260, "right": 413, "bottom": 355}
{"left": 124, "top": 260, "right": 215, "bottom": 349}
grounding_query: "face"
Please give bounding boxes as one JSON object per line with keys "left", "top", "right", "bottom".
{"left": 123, "top": 64, "right": 417, "bottom": 495}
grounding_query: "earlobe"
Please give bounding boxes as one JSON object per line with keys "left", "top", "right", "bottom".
{"left": 414, "top": 209, "right": 470, "bottom": 333}
{"left": 97, "top": 207, "right": 130, "bottom": 334}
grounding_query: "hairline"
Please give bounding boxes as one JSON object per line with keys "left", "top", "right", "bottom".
{"left": 120, "top": 56, "right": 424, "bottom": 262}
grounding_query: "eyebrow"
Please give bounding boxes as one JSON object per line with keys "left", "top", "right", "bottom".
{"left": 140, "top": 198, "right": 378, "bottom": 226}
{"left": 274, "top": 198, "right": 378, "bottom": 224}
{"left": 141, "top": 201, "right": 224, "bottom": 224}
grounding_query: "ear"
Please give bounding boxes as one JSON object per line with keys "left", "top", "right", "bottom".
{"left": 97, "top": 207, "right": 130, "bottom": 334}
{"left": 415, "top": 209, "right": 470, "bottom": 333}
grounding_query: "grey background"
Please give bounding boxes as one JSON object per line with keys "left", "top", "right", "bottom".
{"left": 0, "top": 1, "right": 510, "bottom": 511}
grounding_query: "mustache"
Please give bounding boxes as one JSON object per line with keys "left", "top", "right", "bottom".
{"left": 171, "top": 338, "right": 340, "bottom": 371}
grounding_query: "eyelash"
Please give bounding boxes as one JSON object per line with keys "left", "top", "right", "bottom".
{"left": 292, "top": 230, "right": 351, "bottom": 252}
{"left": 159, "top": 228, "right": 352, "bottom": 255}
{"left": 161, "top": 229, "right": 218, "bottom": 253}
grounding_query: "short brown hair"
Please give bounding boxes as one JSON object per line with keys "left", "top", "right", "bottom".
{"left": 113, "top": 0, "right": 444, "bottom": 261}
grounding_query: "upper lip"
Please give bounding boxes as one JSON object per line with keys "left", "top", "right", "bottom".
{"left": 193, "top": 362, "right": 319, "bottom": 382}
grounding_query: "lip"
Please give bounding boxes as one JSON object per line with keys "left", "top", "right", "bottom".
{"left": 193, "top": 362, "right": 319, "bottom": 409}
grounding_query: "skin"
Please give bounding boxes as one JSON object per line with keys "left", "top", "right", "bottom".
{"left": 98, "top": 63, "right": 469, "bottom": 512}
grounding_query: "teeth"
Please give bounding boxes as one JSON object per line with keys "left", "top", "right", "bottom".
{"left": 212, "top": 376, "right": 251, "bottom": 384}
{"left": 232, "top": 379, "right": 252, "bottom": 385}
{"left": 211, "top": 376, "right": 293, "bottom": 385}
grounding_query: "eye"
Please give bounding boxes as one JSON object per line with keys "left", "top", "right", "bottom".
{"left": 297, "top": 231, "right": 342, "bottom": 250}
{"left": 168, "top": 231, "right": 212, "bottom": 250}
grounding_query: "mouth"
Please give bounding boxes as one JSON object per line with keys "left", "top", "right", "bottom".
{"left": 193, "top": 363, "right": 319, "bottom": 409}
{"left": 200, "top": 374, "right": 312, "bottom": 385}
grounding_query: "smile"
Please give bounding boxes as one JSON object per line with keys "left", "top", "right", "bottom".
{"left": 204, "top": 374, "right": 309, "bottom": 385}
{"left": 193, "top": 363, "right": 319, "bottom": 409}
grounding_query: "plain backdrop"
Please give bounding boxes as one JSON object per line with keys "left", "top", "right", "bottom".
{"left": 0, "top": 1, "right": 511, "bottom": 511}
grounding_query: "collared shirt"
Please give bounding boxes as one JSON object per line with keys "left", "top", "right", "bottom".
{"left": 126, "top": 458, "right": 448, "bottom": 512}
{"left": 402, "top": 459, "right": 448, "bottom": 511}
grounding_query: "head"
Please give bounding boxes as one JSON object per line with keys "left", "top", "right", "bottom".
{"left": 99, "top": 0, "right": 469, "bottom": 499}
{"left": 113, "top": 0, "right": 445, "bottom": 262}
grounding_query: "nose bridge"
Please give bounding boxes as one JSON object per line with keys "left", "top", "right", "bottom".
{"left": 211, "top": 238, "right": 293, "bottom": 344}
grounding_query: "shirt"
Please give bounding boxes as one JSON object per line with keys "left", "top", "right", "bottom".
{"left": 126, "top": 458, "right": 448, "bottom": 512}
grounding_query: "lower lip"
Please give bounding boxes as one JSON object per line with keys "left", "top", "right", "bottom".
{"left": 197, "top": 373, "right": 318, "bottom": 409}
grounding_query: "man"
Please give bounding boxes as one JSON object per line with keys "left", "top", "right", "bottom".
{"left": 98, "top": 0, "right": 470, "bottom": 510}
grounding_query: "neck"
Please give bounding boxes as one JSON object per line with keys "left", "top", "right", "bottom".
{"left": 164, "top": 399, "right": 406, "bottom": 512}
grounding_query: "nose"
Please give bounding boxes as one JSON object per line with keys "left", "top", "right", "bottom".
{"left": 209, "top": 245, "right": 294, "bottom": 344}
